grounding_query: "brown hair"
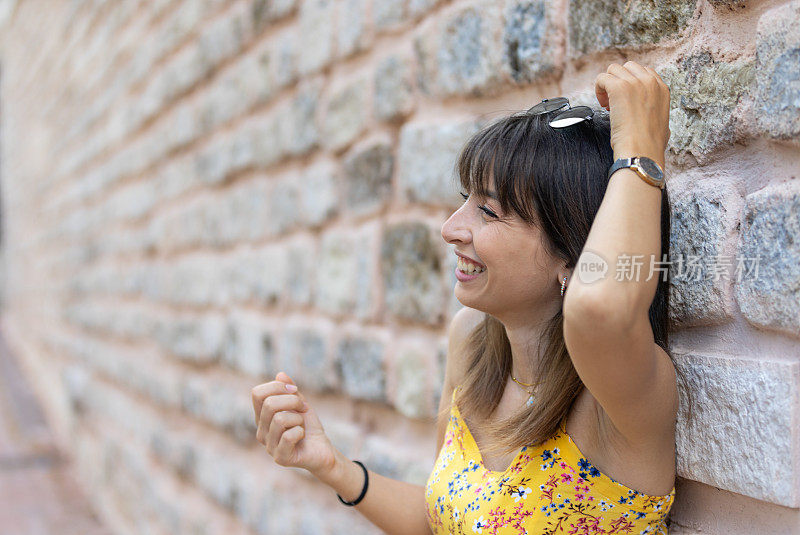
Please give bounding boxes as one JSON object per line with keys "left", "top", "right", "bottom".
{"left": 437, "top": 106, "right": 693, "bottom": 460}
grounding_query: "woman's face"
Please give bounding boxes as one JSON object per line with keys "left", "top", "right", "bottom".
{"left": 441, "top": 176, "right": 563, "bottom": 323}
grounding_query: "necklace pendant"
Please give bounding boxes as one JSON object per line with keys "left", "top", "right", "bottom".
{"left": 526, "top": 395, "right": 534, "bottom": 406}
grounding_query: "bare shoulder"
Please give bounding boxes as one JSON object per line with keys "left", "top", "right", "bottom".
{"left": 446, "top": 307, "right": 486, "bottom": 386}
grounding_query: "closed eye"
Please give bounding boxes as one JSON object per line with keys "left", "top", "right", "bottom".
{"left": 460, "top": 191, "right": 498, "bottom": 219}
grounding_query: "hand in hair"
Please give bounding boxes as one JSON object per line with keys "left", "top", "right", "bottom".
{"left": 594, "top": 61, "right": 671, "bottom": 168}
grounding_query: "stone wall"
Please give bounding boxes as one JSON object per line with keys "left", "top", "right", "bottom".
{"left": 0, "top": 0, "right": 798, "bottom": 534}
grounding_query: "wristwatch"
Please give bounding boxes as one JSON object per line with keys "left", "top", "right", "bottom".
{"left": 607, "top": 156, "right": 665, "bottom": 189}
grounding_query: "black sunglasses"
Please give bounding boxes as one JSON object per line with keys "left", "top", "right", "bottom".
{"left": 516, "top": 97, "right": 596, "bottom": 128}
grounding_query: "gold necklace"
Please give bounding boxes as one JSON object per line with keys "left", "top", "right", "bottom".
{"left": 511, "top": 373, "right": 542, "bottom": 407}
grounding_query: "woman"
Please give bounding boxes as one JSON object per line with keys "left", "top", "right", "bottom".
{"left": 251, "top": 60, "right": 690, "bottom": 534}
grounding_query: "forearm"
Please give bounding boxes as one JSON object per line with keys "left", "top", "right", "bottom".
{"left": 314, "top": 448, "right": 432, "bottom": 535}
{"left": 565, "top": 146, "right": 665, "bottom": 317}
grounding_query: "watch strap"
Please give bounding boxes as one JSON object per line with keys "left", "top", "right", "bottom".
{"left": 607, "top": 157, "right": 665, "bottom": 189}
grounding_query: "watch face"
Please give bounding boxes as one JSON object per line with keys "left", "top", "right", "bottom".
{"left": 639, "top": 157, "right": 664, "bottom": 180}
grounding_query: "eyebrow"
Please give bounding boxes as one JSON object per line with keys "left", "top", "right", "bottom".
{"left": 486, "top": 191, "right": 499, "bottom": 200}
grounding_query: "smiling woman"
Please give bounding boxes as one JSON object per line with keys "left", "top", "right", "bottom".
{"left": 430, "top": 82, "right": 693, "bottom": 533}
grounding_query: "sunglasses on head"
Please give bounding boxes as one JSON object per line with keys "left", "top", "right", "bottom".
{"left": 515, "top": 96, "right": 597, "bottom": 128}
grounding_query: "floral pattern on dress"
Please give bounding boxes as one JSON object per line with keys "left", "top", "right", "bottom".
{"left": 425, "top": 388, "right": 675, "bottom": 535}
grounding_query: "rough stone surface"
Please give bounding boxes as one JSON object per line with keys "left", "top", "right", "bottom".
{"left": 322, "top": 74, "right": 370, "bottom": 152}
{"left": 735, "top": 182, "right": 800, "bottom": 337}
{"left": 297, "top": 0, "right": 334, "bottom": 75}
{"left": 381, "top": 221, "right": 446, "bottom": 324}
{"left": 374, "top": 54, "right": 416, "bottom": 121}
{"left": 659, "top": 52, "right": 756, "bottom": 165}
{"left": 336, "top": 0, "right": 370, "bottom": 58}
{"left": 503, "top": 0, "right": 560, "bottom": 84}
{"left": 397, "top": 119, "right": 483, "bottom": 206}
{"left": 336, "top": 336, "right": 387, "bottom": 401}
{"left": 342, "top": 139, "right": 395, "bottom": 218}
{"left": 754, "top": 1, "right": 800, "bottom": 145}
{"left": 394, "top": 343, "right": 432, "bottom": 419}
{"left": 414, "top": 1, "right": 507, "bottom": 97}
{"left": 674, "top": 351, "right": 800, "bottom": 507}
{"left": 668, "top": 188, "right": 735, "bottom": 328}
{"left": 568, "top": 0, "right": 696, "bottom": 57}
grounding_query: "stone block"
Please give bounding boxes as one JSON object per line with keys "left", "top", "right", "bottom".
{"left": 336, "top": 0, "right": 370, "bottom": 58}
{"left": 284, "top": 236, "right": 316, "bottom": 307}
{"left": 335, "top": 335, "right": 387, "bottom": 402}
{"left": 394, "top": 342, "right": 434, "bottom": 419}
{"left": 413, "top": 1, "right": 507, "bottom": 97}
{"left": 397, "top": 119, "right": 482, "bottom": 206}
{"left": 568, "top": 0, "right": 696, "bottom": 57}
{"left": 503, "top": 0, "right": 561, "bottom": 83}
{"left": 658, "top": 52, "right": 755, "bottom": 164}
{"left": 322, "top": 74, "right": 370, "bottom": 152}
{"left": 298, "top": 0, "right": 334, "bottom": 75}
{"left": 299, "top": 159, "right": 340, "bottom": 228}
{"left": 342, "top": 139, "right": 394, "bottom": 218}
{"left": 735, "top": 182, "right": 800, "bottom": 337}
{"left": 374, "top": 53, "right": 415, "bottom": 121}
{"left": 674, "top": 352, "right": 800, "bottom": 507}
{"left": 754, "top": 1, "right": 800, "bottom": 145}
{"left": 668, "top": 188, "right": 736, "bottom": 328}
{"left": 381, "top": 221, "right": 447, "bottom": 325}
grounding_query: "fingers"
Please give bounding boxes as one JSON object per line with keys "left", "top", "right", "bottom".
{"left": 255, "top": 391, "right": 308, "bottom": 443}
{"left": 267, "top": 409, "right": 305, "bottom": 453}
{"left": 251, "top": 379, "right": 304, "bottom": 426}
{"left": 274, "top": 425, "right": 305, "bottom": 466}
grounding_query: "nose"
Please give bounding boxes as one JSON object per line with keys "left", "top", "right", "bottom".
{"left": 441, "top": 203, "right": 472, "bottom": 246}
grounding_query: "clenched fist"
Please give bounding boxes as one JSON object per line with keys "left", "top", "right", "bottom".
{"left": 251, "top": 371, "right": 338, "bottom": 477}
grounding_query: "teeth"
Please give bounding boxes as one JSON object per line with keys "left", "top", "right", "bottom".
{"left": 457, "top": 256, "right": 485, "bottom": 274}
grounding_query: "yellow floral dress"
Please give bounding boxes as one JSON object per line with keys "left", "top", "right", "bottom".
{"left": 425, "top": 386, "right": 675, "bottom": 534}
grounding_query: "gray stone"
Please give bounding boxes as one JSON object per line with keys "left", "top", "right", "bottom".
{"left": 322, "top": 76, "right": 369, "bottom": 152}
{"left": 381, "top": 221, "right": 446, "bottom": 324}
{"left": 659, "top": 52, "right": 756, "bottom": 165}
{"left": 315, "top": 231, "right": 359, "bottom": 315}
{"left": 394, "top": 344, "right": 431, "bottom": 419}
{"left": 336, "top": 336, "right": 386, "bottom": 401}
{"left": 409, "top": 0, "right": 442, "bottom": 19}
{"left": 668, "top": 189, "right": 734, "bottom": 328}
{"left": 674, "top": 351, "right": 800, "bottom": 507}
{"left": 285, "top": 236, "right": 316, "bottom": 306}
{"left": 735, "top": 183, "right": 800, "bottom": 337}
{"left": 503, "top": 0, "right": 560, "bottom": 83}
{"left": 282, "top": 327, "right": 333, "bottom": 392}
{"left": 158, "top": 314, "right": 226, "bottom": 364}
{"left": 373, "top": 0, "right": 407, "bottom": 30}
{"left": 374, "top": 54, "right": 415, "bottom": 121}
{"left": 222, "top": 313, "right": 272, "bottom": 378}
{"left": 299, "top": 160, "right": 340, "bottom": 228}
{"left": 342, "top": 140, "right": 394, "bottom": 218}
{"left": 337, "top": 0, "right": 370, "bottom": 58}
{"left": 754, "top": 1, "right": 800, "bottom": 144}
{"left": 397, "top": 119, "right": 482, "bottom": 206}
{"left": 267, "top": 176, "right": 301, "bottom": 237}
{"left": 281, "top": 80, "right": 321, "bottom": 156}
{"left": 298, "top": 0, "right": 334, "bottom": 75}
{"left": 271, "top": 27, "right": 299, "bottom": 89}
{"left": 252, "top": 0, "right": 297, "bottom": 30}
{"left": 568, "top": 0, "right": 696, "bottom": 57}
{"left": 250, "top": 115, "right": 283, "bottom": 168}
{"left": 707, "top": 0, "right": 747, "bottom": 8}
{"left": 414, "top": 1, "right": 506, "bottom": 97}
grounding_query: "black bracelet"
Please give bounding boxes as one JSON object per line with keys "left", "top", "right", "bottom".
{"left": 336, "top": 460, "right": 368, "bottom": 506}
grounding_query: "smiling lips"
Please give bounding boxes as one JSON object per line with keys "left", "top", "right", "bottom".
{"left": 456, "top": 255, "right": 486, "bottom": 274}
